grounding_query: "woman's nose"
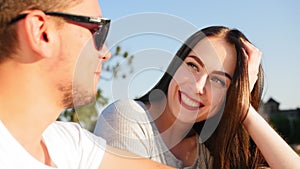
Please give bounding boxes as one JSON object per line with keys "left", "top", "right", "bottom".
{"left": 195, "top": 73, "right": 208, "bottom": 95}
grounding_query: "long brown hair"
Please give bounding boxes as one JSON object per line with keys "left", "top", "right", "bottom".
{"left": 138, "top": 26, "right": 266, "bottom": 168}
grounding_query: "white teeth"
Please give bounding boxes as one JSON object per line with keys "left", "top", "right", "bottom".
{"left": 181, "top": 93, "right": 200, "bottom": 108}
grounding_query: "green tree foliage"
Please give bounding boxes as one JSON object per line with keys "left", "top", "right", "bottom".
{"left": 270, "top": 113, "right": 300, "bottom": 144}
{"left": 270, "top": 114, "right": 291, "bottom": 142}
{"left": 293, "top": 118, "right": 300, "bottom": 144}
{"left": 57, "top": 46, "right": 134, "bottom": 131}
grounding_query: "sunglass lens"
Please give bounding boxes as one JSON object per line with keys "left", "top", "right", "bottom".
{"left": 94, "top": 24, "right": 109, "bottom": 50}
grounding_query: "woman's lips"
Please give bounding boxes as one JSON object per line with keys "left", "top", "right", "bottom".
{"left": 178, "top": 91, "right": 204, "bottom": 111}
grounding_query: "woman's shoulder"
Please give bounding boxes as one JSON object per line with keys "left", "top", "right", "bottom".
{"left": 100, "top": 99, "right": 149, "bottom": 122}
{"left": 94, "top": 99, "right": 156, "bottom": 146}
{"left": 104, "top": 99, "right": 145, "bottom": 111}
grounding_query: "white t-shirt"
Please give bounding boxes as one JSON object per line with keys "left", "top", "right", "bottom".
{"left": 0, "top": 121, "right": 106, "bottom": 169}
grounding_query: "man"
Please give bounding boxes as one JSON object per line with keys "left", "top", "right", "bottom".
{"left": 0, "top": 0, "right": 174, "bottom": 168}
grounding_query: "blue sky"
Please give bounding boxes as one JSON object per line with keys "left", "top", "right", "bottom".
{"left": 98, "top": 0, "right": 300, "bottom": 110}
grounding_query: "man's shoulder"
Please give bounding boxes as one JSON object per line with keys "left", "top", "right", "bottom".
{"left": 45, "top": 121, "right": 106, "bottom": 150}
{"left": 48, "top": 121, "right": 81, "bottom": 132}
{"left": 44, "top": 121, "right": 82, "bottom": 143}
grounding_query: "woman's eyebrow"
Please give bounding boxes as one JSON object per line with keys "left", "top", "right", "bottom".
{"left": 186, "top": 55, "right": 204, "bottom": 67}
{"left": 187, "top": 55, "right": 233, "bottom": 80}
{"left": 187, "top": 55, "right": 232, "bottom": 80}
{"left": 212, "top": 71, "right": 233, "bottom": 80}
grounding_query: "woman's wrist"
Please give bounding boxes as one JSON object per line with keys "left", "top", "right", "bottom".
{"left": 242, "top": 105, "right": 256, "bottom": 129}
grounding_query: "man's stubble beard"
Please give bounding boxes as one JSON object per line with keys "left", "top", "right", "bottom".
{"left": 58, "top": 83, "right": 96, "bottom": 109}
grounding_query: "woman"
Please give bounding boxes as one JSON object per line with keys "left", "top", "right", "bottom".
{"left": 94, "top": 26, "right": 300, "bottom": 169}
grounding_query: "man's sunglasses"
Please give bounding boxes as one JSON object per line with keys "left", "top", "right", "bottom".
{"left": 10, "top": 11, "right": 111, "bottom": 51}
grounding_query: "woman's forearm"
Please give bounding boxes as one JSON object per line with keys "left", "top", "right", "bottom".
{"left": 243, "top": 105, "right": 300, "bottom": 169}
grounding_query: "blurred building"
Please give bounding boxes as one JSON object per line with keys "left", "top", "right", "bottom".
{"left": 259, "top": 97, "right": 300, "bottom": 121}
{"left": 260, "top": 97, "right": 300, "bottom": 153}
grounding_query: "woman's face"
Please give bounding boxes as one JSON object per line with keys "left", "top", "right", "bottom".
{"left": 167, "top": 36, "right": 237, "bottom": 123}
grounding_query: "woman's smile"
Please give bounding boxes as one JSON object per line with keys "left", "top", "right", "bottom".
{"left": 178, "top": 91, "right": 204, "bottom": 111}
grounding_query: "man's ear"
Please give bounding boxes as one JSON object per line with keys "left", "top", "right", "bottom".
{"left": 22, "top": 10, "right": 60, "bottom": 60}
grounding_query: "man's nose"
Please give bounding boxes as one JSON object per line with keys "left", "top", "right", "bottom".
{"left": 99, "top": 45, "right": 111, "bottom": 61}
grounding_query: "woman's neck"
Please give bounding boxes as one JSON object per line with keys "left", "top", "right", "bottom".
{"left": 145, "top": 100, "right": 199, "bottom": 166}
{"left": 146, "top": 101, "right": 195, "bottom": 148}
{"left": 171, "top": 135, "right": 198, "bottom": 167}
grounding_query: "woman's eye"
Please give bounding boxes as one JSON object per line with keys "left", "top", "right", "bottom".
{"left": 186, "top": 62, "right": 199, "bottom": 71}
{"left": 211, "top": 77, "right": 226, "bottom": 87}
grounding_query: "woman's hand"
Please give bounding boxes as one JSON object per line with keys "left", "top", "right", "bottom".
{"left": 242, "top": 40, "right": 262, "bottom": 91}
